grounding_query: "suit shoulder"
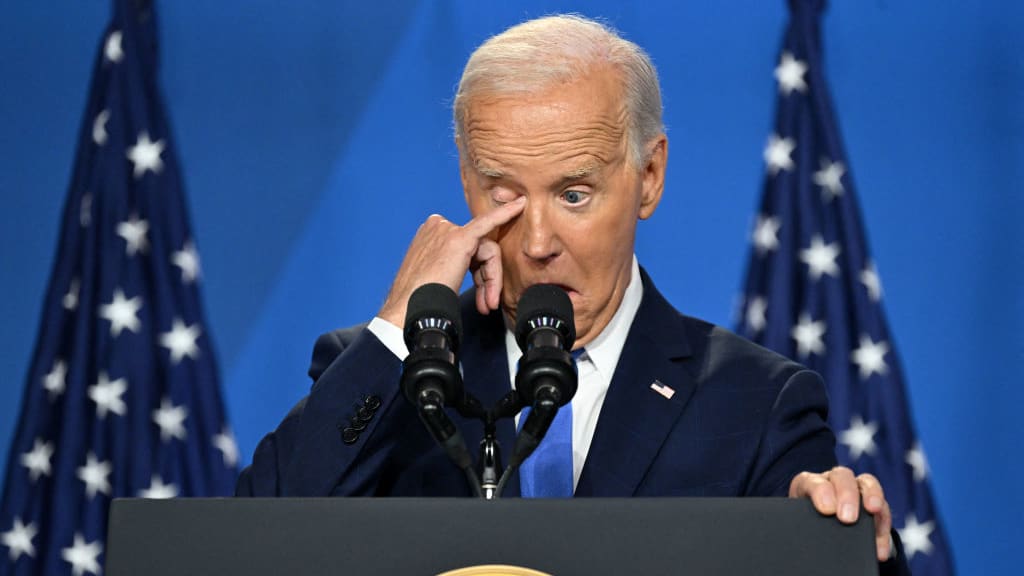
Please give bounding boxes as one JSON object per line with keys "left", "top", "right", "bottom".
{"left": 684, "top": 315, "right": 809, "bottom": 387}
{"left": 308, "top": 323, "right": 369, "bottom": 381}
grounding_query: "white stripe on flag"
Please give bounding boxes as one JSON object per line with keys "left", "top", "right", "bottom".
{"left": 650, "top": 380, "right": 675, "bottom": 399}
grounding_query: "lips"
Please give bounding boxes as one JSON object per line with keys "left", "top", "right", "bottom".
{"left": 528, "top": 282, "right": 577, "bottom": 296}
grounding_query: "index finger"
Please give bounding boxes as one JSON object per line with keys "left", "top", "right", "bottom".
{"left": 462, "top": 196, "right": 526, "bottom": 238}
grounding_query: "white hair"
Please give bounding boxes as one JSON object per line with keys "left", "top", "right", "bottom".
{"left": 453, "top": 14, "right": 664, "bottom": 167}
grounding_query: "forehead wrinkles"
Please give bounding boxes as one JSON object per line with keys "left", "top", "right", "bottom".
{"left": 465, "top": 106, "right": 628, "bottom": 172}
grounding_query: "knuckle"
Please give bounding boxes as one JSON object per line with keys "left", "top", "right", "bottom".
{"left": 857, "top": 473, "right": 880, "bottom": 488}
{"left": 830, "top": 465, "right": 854, "bottom": 478}
{"left": 789, "top": 471, "right": 813, "bottom": 493}
{"left": 438, "top": 226, "right": 464, "bottom": 246}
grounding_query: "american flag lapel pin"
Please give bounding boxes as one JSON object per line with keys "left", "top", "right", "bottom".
{"left": 650, "top": 379, "right": 675, "bottom": 400}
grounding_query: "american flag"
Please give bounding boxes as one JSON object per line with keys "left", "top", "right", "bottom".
{"left": 736, "top": 1, "right": 955, "bottom": 574}
{"left": 0, "top": 1, "right": 237, "bottom": 574}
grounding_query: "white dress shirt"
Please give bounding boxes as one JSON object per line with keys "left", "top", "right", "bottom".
{"left": 368, "top": 256, "right": 644, "bottom": 491}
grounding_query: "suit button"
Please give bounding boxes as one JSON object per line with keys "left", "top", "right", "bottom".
{"left": 363, "top": 395, "right": 382, "bottom": 411}
{"left": 356, "top": 406, "right": 374, "bottom": 422}
{"left": 363, "top": 395, "right": 381, "bottom": 411}
{"left": 349, "top": 417, "right": 367, "bottom": 432}
{"left": 341, "top": 427, "right": 359, "bottom": 444}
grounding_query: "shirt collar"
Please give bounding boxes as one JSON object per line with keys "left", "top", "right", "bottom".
{"left": 505, "top": 255, "right": 643, "bottom": 382}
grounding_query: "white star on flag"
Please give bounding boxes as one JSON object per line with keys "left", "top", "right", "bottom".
{"left": 906, "top": 441, "right": 930, "bottom": 482}
{"left": 172, "top": 240, "right": 202, "bottom": 283}
{"left": 898, "top": 514, "right": 936, "bottom": 559}
{"left": 160, "top": 318, "right": 201, "bottom": 364}
{"left": 153, "top": 396, "right": 189, "bottom": 442}
{"left": 860, "top": 261, "right": 883, "bottom": 302}
{"left": 799, "top": 235, "right": 841, "bottom": 280}
{"left": 126, "top": 131, "right": 165, "bottom": 178}
{"left": 752, "top": 215, "right": 781, "bottom": 254}
{"left": 43, "top": 358, "right": 68, "bottom": 400}
{"left": 62, "top": 533, "right": 102, "bottom": 576}
{"left": 99, "top": 288, "right": 143, "bottom": 336}
{"left": 213, "top": 427, "right": 239, "bottom": 468}
{"left": 88, "top": 371, "right": 128, "bottom": 419}
{"left": 813, "top": 158, "right": 846, "bottom": 201}
{"left": 1, "top": 517, "right": 37, "bottom": 561}
{"left": 851, "top": 335, "right": 890, "bottom": 380}
{"left": 63, "top": 277, "right": 80, "bottom": 310}
{"left": 76, "top": 452, "right": 112, "bottom": 499}
{"left": 104, "top": 30, "right": 123, "bottom": 63}
{"left": 763, "top": 134, "right": 796, "bottom": 175}
{"left": 791, "top": 313, "right": 827, "bottom": 358}
{"left": 139, "top": 475, "right": 179, "bottom": 499}
{"left": 774, "top": 51, "right": 808, "bottom": 95}
{"left": 92, "top": 109, "right": 110, "bottom": 146}
{"left": 20, "top": 438, "right": 54, "bottom": 482}
{"left": 745, "top": 296, "right": 768, "bottom": 334}
{"left": 116, "top": 214, "right": 150, "bottom": 256}
{"left": 839, "top": 415, "right": 878, "bottom": 460}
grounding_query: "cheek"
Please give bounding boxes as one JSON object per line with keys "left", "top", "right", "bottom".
{"left": 572, "top": 211, "right": 635, "bottom": 263}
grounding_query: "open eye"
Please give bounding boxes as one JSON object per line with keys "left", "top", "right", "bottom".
{"left": 562, "top": 190, "right": 589, "bottom": 205}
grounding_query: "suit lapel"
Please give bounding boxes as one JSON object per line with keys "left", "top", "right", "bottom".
{"left": 575, "top": 270, "right": 698, "bottom": 496}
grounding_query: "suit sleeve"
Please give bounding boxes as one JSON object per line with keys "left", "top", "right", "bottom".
{"left": 236, "top": 326, "right": 413, "bottom": 496}
{"left": 745, "top": 368, "right": 912, "bottom": 576}
{"left": 746, "top": 368, "right": 838, "bottom": 497}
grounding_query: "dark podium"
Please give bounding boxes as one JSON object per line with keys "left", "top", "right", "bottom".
{"left": 105, "top": 498, "right": 878, "bottom": 575}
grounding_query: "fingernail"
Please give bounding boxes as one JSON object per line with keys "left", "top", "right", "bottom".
{"left": 868, "top": 496, "right": 882, "bottom": 510}
{"left": 840, "top": 503, "right": 856, "bottom": 522}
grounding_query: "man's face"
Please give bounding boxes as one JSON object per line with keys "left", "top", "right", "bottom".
{"left": 459, "top": 66, "right": 667, "bottom": 347}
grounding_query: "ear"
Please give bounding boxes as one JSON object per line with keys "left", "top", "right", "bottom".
{"left": 638, "top": 135, "right": 667, "bottom": 220}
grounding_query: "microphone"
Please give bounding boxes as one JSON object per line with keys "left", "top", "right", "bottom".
{"left": 507, "top": 284, "right": 578, "bottom": 469}
{"left": 401, "top": 283, "right": 463, "bottom": 409}
{"left": 514, "top": 284, "right": 578, "bottom": 407}
{"left": 400, "top": 284, "right": 478, "bottom": 491}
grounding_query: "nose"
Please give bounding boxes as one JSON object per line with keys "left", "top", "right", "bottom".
{"left": 519, "top": 198, "right": 561, "bottom": 262}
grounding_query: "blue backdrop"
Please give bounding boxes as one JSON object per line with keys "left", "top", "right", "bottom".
{"left": 2, "top": 2, "right": 1022, "bottom": 574}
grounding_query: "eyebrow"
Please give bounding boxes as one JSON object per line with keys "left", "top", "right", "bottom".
{"left": 559, "top": 163, "right": 599, "bottom": 182}
{"left": 474, "top": 161, "right": 600, "bottom": 186}
{"left": 475, "top": 162, "right": 505, "bottom": 179}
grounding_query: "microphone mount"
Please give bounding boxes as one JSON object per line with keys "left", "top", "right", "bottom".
{"left": 401, "top": 283, "right": 577, "bottom": 500}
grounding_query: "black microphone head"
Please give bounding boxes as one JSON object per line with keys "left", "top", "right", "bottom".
{"left": 514, "top": 284, "right": 575, "bottom": 352}
{"left": 403, "top": 283, "right": 462, "bottom": 352}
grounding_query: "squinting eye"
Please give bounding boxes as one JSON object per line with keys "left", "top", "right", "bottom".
{"left": 563, "top": 190, "right": 585, "bottom": 204}
{"left": 491, "top": 191, "right": 516, "bottom": 205}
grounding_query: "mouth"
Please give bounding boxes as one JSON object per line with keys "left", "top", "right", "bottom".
{"left": 528, "top": 282, "right": 578, "bottom": 297}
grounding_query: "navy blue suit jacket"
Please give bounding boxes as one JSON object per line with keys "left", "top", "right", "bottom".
{"left": 236, "top": 270, "right": 910, "bottom": 574}
{"left": 237, "top": 270, "right": 839, "bottom": 498}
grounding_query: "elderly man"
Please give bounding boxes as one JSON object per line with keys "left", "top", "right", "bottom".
{"left": 238, "top": 14, "right": 906, "bottom": 572}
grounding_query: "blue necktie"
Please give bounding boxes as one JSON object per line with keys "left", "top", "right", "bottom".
{"left": 518, "top": 349, "right": 582, "bottom": 498}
